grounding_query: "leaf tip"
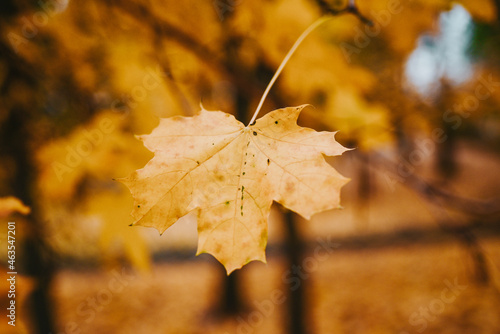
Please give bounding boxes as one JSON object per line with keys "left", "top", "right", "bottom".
{"left": 225, "top": 267, "right": 237, "bottom": 276}
{"left": 113, "top": 176, "right": 128, "bottom": 185}
{"left": 300, "top": 103, "right": 314, "bottom": 111}
{"left": 342, "top": 145, "right": 356, "bottom": 153}
{"left": 134, "top": 134, "right": 149, "bottom": 142}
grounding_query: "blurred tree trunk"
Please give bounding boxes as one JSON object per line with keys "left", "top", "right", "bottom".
{"left": 355, "top": 150, "right": 372, "bottom": 230}
{"left": 218, "top": 270, "right": 243, "bottom": 315}
{"left": 284, "top": 211, "right": 309, "bottom": 334}
{"left": 436, "top": 122, "right": 458, "bottom": 178}
{"left": 216, "top": 66, "right": 250, "bottom": 317}
{"left": 1, "top": 0, "right": 57, "bottom": 326}
{"left": 433, "top": 83, "right": 490, "bottom": 284}
{"left": 452, "top": 226, "right": 490, "bottom": 285}
{"left": 216, "top": 25, "right": 278, "bottom": 315}
{"left": 1, "top": 109, "right": 56, "bottom": 334}
{"left": 435, "top": 82, "right": 458, "bottom": 179}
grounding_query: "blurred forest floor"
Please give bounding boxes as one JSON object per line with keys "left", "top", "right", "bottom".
{"left": 2, "top": 140, "right": 499, "bottom": 334}
{"left": 47, "top": 240, "right": 500, "bottom": 334}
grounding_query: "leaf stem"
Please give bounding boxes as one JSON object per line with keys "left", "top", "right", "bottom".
{"left": 248, "top": 16, "right": 332, "bottom": 126}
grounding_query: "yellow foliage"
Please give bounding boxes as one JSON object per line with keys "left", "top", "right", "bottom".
{"left": 458, "top": 0, "right": 497, "bottom": 22}
{"left": 36, "top": 111, "right": 152, "bottom": 199}
{"left": 324, "top": 88, "right": 393, "bottom": 150}
{"left": 84, "top": 188, "right": 151, "bottom": 272}
{"left": 0, "top": 197, "right": 30, "bottom": 218}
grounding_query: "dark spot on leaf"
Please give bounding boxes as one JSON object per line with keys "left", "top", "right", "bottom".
{"left": 267, "top": 159, "right": 270, "bottom": 165}
{"left": 244, "top": 162, "right": 247, "bottom": 165}
{"left": 241, "top": 212, "right": 243, "bottom": 216}
{"left": 225, "top": 201, "right": 230, "bottom": 205}
{"left": 242, "top": 172, "right": 245, "bottom": 175}
{"left": 285, "top": 182, "right": 295, "bottom": 192}
{"left": 214, "top": 243, "right": 222, "bottom": 253}
{"left": 196, "top": 161, "right": 200, "bottom": 164}
{"left": 253, "top": 131, "right": 257, "bottom": 136}
{"left": 137, "top": 205, "right": 140, "bottom": 208}
{"left": 275, "top": 121, "right": 278, "bottom": 124}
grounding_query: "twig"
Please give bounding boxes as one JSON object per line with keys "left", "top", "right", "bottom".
{"left": 106, "top": 0, "right": 260, "bottom": 101}
{"left": 368, "top": 152, "right": 500, "bottom": 218}
{"left": 315, "top": 0, "right": 374, "bottom": 26}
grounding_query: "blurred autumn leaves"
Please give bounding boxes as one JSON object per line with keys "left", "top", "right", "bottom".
{"left": 1, "top": 0, "right": 499, "bottom": 270}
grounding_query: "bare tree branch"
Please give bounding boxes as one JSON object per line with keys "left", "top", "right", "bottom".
{"left": 314, "top": 0, "right": 374, "bottom": 26}
{"left": 368, "top": 152, "right": 500, "bottom": 219}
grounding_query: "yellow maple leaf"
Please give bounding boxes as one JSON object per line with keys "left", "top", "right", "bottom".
{"left": 121, "top": 105, "right": 349, "bottom": 273}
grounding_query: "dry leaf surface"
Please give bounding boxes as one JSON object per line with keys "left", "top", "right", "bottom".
{"left": 122, "top": 105, "right": 349, "bottom": 273}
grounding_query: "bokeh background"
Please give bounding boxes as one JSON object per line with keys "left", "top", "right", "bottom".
{"left": 1, "top": 0, "right": 500, "bottom": 333}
